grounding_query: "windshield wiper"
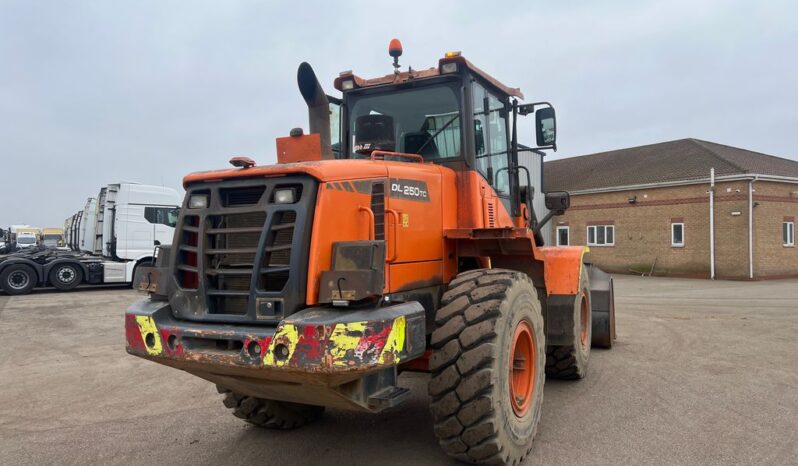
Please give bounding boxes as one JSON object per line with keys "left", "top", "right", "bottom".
{"left": 415, "top": 114, "right": 459, "bottom": 155}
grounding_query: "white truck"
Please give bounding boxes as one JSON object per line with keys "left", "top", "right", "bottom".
{"left": 0, "top": 182, "right": 180, "bottom": 295}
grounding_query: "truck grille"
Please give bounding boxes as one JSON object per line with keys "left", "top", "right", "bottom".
{"left": 171, "top": 177, "right": 317, "bottom": 324}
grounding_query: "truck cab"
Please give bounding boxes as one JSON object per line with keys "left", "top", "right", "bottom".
{"left": 42, "top": 228, "right": 65, "bottom": 248}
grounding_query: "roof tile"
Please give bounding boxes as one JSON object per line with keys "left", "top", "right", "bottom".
{"left": 544, "top": 139, "right": 798, "bottom": 192}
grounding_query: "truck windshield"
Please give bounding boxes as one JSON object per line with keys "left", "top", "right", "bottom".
{"left": 18, "top": 237, "right": 35, "bottom": 244}
{"left": 347, "top": 83, "right": 461, "bottom": 160}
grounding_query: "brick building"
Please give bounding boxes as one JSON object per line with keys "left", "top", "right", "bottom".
{"left": 544, "top": 139, "right": 798, "bottom": 279}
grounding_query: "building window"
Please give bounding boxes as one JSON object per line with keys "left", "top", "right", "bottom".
{"left": 784, "top": 222, "right": 795, "bottom": 246}
{"left": 556, "top": 226, "right": 569, "bottom": 246}
{"left": 671, "top": 223, "right": 684, "bottom": 247}
{"left": 587, "top": 225, "right": 614, "bottom": 246}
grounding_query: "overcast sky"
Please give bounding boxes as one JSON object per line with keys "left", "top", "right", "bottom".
{"left": 1, "top": 0, "right": 797, "bottom": 228}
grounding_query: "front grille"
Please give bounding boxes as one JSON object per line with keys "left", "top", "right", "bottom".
{"left": 221, "top": 186, "right": 265, "bottom": 207}
{"left": 259, "top": 211, "right": 295, "bottom": 291}
{"left": 371, "top": 182, "right": 385, "bottom": 240}
{"left": 205, "top": 211, "right": 266, "bottom": 315}
{"left": 170, "top": 177, "right": 317, "bottom": 324}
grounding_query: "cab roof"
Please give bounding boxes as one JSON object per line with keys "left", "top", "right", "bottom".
{"left": 333, "top": 54, "right": 524, "bottom": 100}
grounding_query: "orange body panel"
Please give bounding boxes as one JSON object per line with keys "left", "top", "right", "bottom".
{"left": 535, "top": 246, "right": 589, "bottom": 295}
{"left": 183, "top": 157, "right": 586, "bottom": 304}
{"left": 306, "top": 176, "right": 387, "bottom": 304}
{"left": 276, "top": 134, "right": 322, "bottom": 164}
{"left": 183, "top": 159, "right": 391, "bottom": 188}
{"left": 389, "top": 260, "right": 444, "bottom": 291}
{"left": 385, "top": 163, "right": 444, "bottom": 263}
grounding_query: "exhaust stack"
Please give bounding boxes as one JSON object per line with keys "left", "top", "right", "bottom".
{"left": 297, "top": 62, "right": 333, "bottom": 159}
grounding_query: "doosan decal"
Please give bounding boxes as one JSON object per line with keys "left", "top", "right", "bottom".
{"left": 389, "top": 178, "right": 430, "bottom": 202}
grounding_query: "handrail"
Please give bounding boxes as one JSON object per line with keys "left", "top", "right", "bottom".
{"left": 369, "top": 150, "right": 425, "bottom": 163}
{"left": 358, "top": 205, "right": 375, "bottom": 240}
{"left": 385, "top": 208, "right": 400, "bottom": 262}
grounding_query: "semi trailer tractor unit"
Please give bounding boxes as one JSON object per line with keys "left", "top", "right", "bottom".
{"left": 126, "top": 41, "right": 616, "bottom": 465}
{"left": 0, "top": 182, "right": 180, "bottom": 295}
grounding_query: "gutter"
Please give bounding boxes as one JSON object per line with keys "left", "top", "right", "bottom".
{"left": 565, "top": 173, "right": 798, "bottom": 196}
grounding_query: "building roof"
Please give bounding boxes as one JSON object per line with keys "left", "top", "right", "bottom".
{"left": 544, "top": 138, "right": 798, "bottom": 192}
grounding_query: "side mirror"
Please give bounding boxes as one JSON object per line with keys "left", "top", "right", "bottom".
{"left": 535, "top": 107, "right": 556, "bottom": 147}
{"left": 544, "top": 191, "right": 570, "bottom": 214}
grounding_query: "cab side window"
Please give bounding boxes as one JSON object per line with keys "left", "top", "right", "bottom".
{"left": 145, "top": 207, "right": 178, "bottom": 227}
{"left": 472, "top": 82, "right": 509, "bottom": 195}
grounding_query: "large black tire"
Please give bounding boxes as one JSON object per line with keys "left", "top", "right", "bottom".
{"left": 48, "top": 263, "right": 84, "bottom": 291}
{"left": 1, "top": 264, "right": 38, "bottom": 295}
{"left": 545, "top": 264, "right": 592, "bottom": 379}
{"left": 429, "top": 269, "right": 546, "bottom": 465}
{"left": 217, "top": 387, "right": 324, "bottom": 430}
{"left": 589, "top": 266, "right": 616, "bottom": 349}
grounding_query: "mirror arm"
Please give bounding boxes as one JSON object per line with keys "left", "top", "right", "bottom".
{"left": 533, "top": 209, "right": 563, "bottom": 237}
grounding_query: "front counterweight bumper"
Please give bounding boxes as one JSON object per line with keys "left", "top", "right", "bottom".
{"left": 125, "top": 298, "right": 426, "bottom": 411}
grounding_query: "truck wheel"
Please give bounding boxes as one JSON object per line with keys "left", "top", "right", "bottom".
{"left": 217, "top": 387, "right": 324, "bottom": 430}
{"left": 48, "top": 263, "right": 83, "bottom": 291}
{"left": 545, "top": 264, "right": 591, "bottom": 379}
{"left": 1, "top": 264, "right": 38, "bottom": 295}
{"left": 429, "top": 269, "right": 545, "bottom": 465}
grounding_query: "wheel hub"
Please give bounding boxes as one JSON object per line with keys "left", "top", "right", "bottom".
{"left": 509, "top": 320, "right": 536, "bottom": 417}
{"left": 58, "top": 268, "right": 74, "bottom": 283}
{"left": 9, "top": 271, "right": 29, "bottom": 290}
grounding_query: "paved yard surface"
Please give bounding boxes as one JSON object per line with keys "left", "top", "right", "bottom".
{"left": 1, "top": 276, "right": 797, "bottom": 465}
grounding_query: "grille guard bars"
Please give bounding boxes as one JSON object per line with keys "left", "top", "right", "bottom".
{"left": 125, "top": 298, "right": 426, "bottom": 388}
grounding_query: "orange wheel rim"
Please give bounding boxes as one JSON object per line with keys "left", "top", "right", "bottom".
{"left": 579, "top": 294, "right": 589, "bottom": 348}
{"left": 509, "top": 320, "right": 536, "bottom": 417}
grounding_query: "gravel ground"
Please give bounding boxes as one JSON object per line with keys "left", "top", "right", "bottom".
{"left": 1, "top": 276, "right": 796, "bottom": 465}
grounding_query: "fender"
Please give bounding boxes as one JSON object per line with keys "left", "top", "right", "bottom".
{"left": 536, "top": 246, "right": 589, "bottom": 296}
{"left": 0, "top": 257, "right": 46, "bottom": 285}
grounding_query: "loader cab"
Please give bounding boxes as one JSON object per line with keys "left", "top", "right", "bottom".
{"left": 334, "top": 52, "right": 557, "bottom": 219}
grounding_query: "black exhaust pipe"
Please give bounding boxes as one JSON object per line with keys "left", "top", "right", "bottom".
{"left": 297, "top": 62, "right": 332, "bottom": 159}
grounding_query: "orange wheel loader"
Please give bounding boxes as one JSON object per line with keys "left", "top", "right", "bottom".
{"left": 126, "top": 40, "right": 616, "bottom": 465}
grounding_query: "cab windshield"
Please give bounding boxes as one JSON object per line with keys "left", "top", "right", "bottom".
{"left": 347, "top": 83, "right": 462, "bottom": 159}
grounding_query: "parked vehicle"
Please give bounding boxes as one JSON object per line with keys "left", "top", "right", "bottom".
{"left": 13, "top": 227, "right": 40, "bottom": 249}
{"left": 41, "top": 228, "right": 65, "bottom": 248}
{"left": 0, "top": 183, "right": 180, "bottom": 295}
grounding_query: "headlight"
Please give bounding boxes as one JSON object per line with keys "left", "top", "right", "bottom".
{"left": 341, "top": 79, "right": 354, "bottom": 90}
{"left": 188, "top": 194, "right": 208, "bottom": 209}
{"left": 273, "top": 188, "right": 296, "bottom": 204}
